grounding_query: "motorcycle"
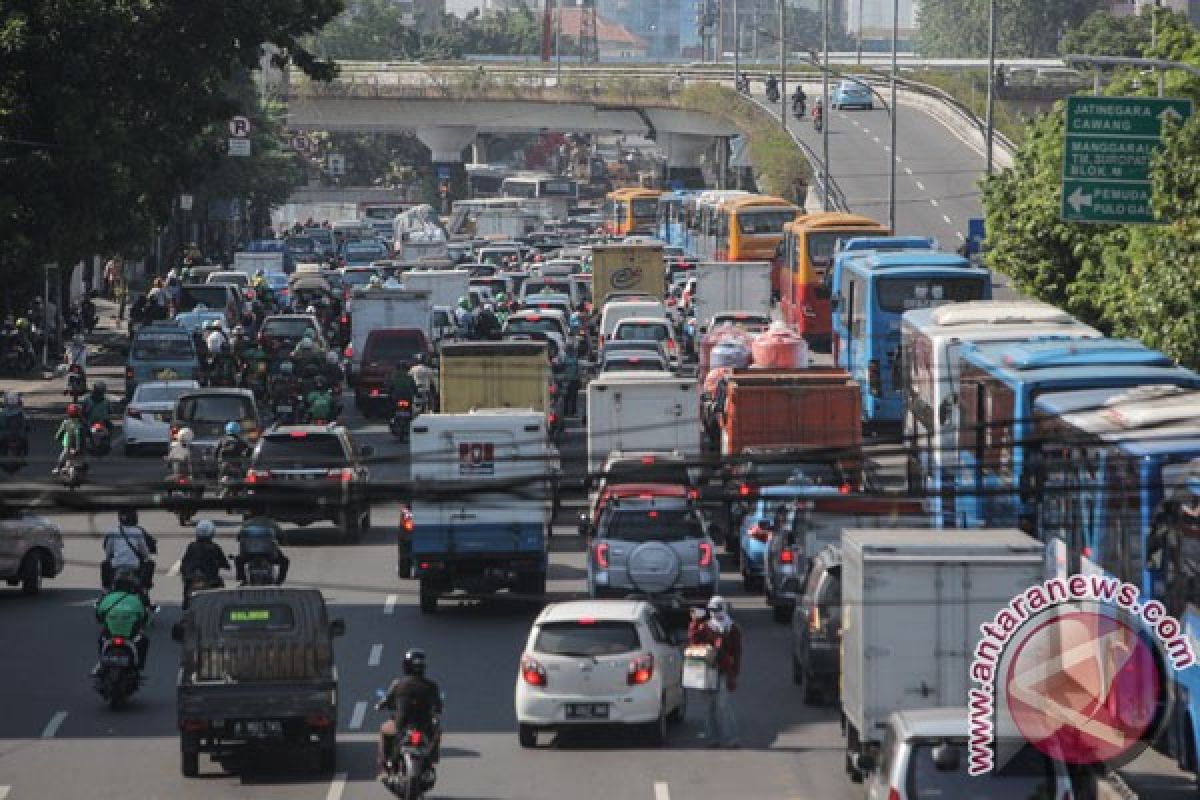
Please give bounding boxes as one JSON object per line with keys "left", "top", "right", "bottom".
{"left": 376, "top": 692, "right": 439, "bottom": 800}
{"left": 66, "top": 364, "right": 87, "bottom": 401}
{"left": 242, "top": 555, "right": 277, "bottom": 586}
{"left": 93, "top": 631, "right": 144, "bottom": 709}
{"left": 813, "top": 104, "right": 824, "bottom": 133}
{"left": 272, "top": 390, "right": 304, "bottom": 425}
{"left": 182, "top": 569, "right": 224, "bottom": 610}
{"left": 766, "top": 82, "right": 780, "bottom": 104}
{"left": 59, "top": 447, "right": 87, "bottom": 487}
{"left": 389, "top": 397, "right": 414, "bottom": 442}
{"left": 792, "top": 96, "right": 807, "bottom": 118}
{"left": 166, "top": 474, "right": 201, "bottom": 525}
{"left": 87, "top": 422, "right": 112, "bottom": 457}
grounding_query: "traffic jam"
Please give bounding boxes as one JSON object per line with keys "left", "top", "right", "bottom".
{"left": 4, "top": 188, "right": 1196, "bottom": 800}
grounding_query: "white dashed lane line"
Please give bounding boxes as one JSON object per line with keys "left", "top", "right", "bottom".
{"left": 654, "top": 782, "right": 670, "bottom": 800}
{"left": 930, "top": 198, "right": 940, "bottom": 207}
{"left": 348, "top": 701, "right": 367, "bottom": 731}
{"left": 167, "top": 559, "right": 181, "bottom": 577}
{"left": 904, "top": 166, "right": 913, "bottom": 175}
{"left": 957, "top": 231, "right": 967, "bottom": 240}
{"left": 383, "top": 594, "right": 397, "bottom": 615}
{"left": 326, "top": 773, "right": 348, "bottom": 800}
{"left": 41, "top": 711, "right": 67, "bottom": 738}
{"left": 872, "top": 136, "right": 881, "bottom": 144}
{"left": 943, "top": 214, "right": 953, "bottom": 225}
{"left": 0, "top": 785, "right": 11, "bottom": 800}
{"left": 368, "top": 644, "right": 383, "bottom": 667}
{"left": 915, "top": 180, "right": 925, "bottom": 191}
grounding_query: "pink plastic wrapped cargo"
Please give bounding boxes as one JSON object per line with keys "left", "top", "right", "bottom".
{"left": 698, "top": 324, "right": 754, "bottom": 384}
{"left": 751, "top": 322, "right": 810, "bottom": 369}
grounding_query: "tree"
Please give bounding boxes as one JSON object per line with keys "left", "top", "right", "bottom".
{"left": 1059, "top": 8, "right": 1153, "bottom": 58}
{"left": 917, "top": 0, "right": 1099, "bottom": 58}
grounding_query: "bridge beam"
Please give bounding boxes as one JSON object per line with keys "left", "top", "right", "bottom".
{"left": 659, "top": 133, "right": 712, "bottom": 169}
{"left": 415, "top": 125, "right": 477, "bottom": 163}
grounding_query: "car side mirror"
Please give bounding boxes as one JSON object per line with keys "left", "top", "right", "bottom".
{"left": 170, "top": 622, "right": 185, "bottom": 643}
{"left": 330, "top": 618, "right": 347, "bottom": 638}
{"left": 360, "top": 445, "right": 375, "bottom": 458}
{"left": 932, "top": 742, "right": 960, "bottom": 772}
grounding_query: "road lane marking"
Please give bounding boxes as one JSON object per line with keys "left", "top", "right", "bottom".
{"left": 862, "top": 127, "right": 870, "bottom": 134}
{"left": 654, "top": 782, "right": 670, "bottom": 800}
{"left": 42, "top": 711, "right": 67, "bottom": 738}
{"left": 872, "top": 136, "right": 880, "bottom": 144}
{"left": 368, "top": 644, "right": 383, "bottom": 667}
{"left": 915, "top": 180, "right": 925, "bottom": 191}
{"left": 896, "top": 155, "right": 904, "bottom": 163}
{"left": 943, "top": 214, "right": 953, "bottom": 225}
{"left": 929, "top": 198, "right": 940, "bottom": 207}
{"left": 326, "top": 773, "right": 348, "bottom": 800}
{"left": 884, "top": 145, "right": 891, "bottom": 152}
{"left": 383, "top": 594, "right": 397, "bottom": 615}
{"left": 0, "top": 785, "right": 10, "bottom": 800}
{"left": 957, "top": 231, "right": 967, "bottom": 240}
{"left": 904, "top": 166, "right": 913, "bottom": 175}
{"left": 349, "top": 701, "right": 367, "bottom": 730}
{"left": 167, "top": 559, "right": 181, "bottom": 577}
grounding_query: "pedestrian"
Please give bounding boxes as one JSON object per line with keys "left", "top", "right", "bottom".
{"left": 687, "top": 595, "right": 742, "bottom": 748}
{"left": 103, "top": 258, "right": 119, "bottom": 299}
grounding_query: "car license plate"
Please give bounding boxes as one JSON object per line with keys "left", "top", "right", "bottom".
{"left": 235, "top": 719, "right": 283, "bottom": 738}
{"left": 101, "top": 652, "right": 131, "bottom": 667}
{"left": 565, "top": 703, "right": 608, "bottom": 719}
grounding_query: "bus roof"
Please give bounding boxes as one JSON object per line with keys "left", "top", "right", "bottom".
{"left": 720, "top": 195, "right": 795, "bottom": 212}
{"left": 904, "top": 301, "right": 1078, "bottom": 330}
{"left": 1058, "top": 388, "right": 1200, "bottom": 456}
{"left": 855, "top": 251, "right": 973, "bottom": 271}
{"left": 963, "top": 338, "right": 1175, "bottom": 371}
{"left": 785, "top": 212, "right": 887, "bottom": 234}
{"left": 839, "top": 235, "right": 937, "bottom": 253}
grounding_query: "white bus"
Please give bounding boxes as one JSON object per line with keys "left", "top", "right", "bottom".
{"left": 500, "top": 173, "right": 578, "bottom": 221}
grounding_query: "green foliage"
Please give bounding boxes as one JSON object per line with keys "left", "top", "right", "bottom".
{"left": 1059, "top": 8, "right": 1153, "bottom": 58}
{"left": 0, "top": 0, "right": 344, "bottom": 278}
{"left": 908, "top": 68, "right": 1028, "bottom": 143}
{"left": 917, "top": 0, "right": 1098, "bottom": 58}
{"left": 981, "top": 12, "right": 1200, "bottom": 366}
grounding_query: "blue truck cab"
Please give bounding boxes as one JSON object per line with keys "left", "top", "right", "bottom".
{"left": 126, "top": 321, "right": 203, "bottom": 397}
{"left": 953, "top": 338, "right": 1200, "bottom": 529}
{"left": 834, "top": 252, "right": 991, "bottom": 429}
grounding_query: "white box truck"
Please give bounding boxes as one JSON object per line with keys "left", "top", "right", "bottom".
{"left": 407, "top": 410, "right": 557, "bottom": 613}
{"left": 840, "top": 528, "right": 1044, "bottom": 779}
{"left": 401, "top": 270, "right": 470, "bottom": 311}
{"left": 233, "top": 251, "right": 285, "bottom": 276}
{"left": 694, "top": 261, "right": 772, "bottom": 334}
{"left": 586, "top": 372, "right": 700, "bottom": 476}
{"left": 349, "top": 288, "right": 433, "bottom": 375}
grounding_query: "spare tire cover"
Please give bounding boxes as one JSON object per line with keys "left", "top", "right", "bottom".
{"left": 627, "top": 541, "right": 682, "bottom": 594}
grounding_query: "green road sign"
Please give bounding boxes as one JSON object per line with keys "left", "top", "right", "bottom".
{"left": 1061, "top": 95, "right": 1193, "bottom": 224}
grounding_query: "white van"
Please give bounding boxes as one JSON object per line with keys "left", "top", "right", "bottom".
{"left": 598, "top": 301, "right": 668, "bottom": 348}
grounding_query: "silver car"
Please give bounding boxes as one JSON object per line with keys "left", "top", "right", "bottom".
{"left": 585, "top": 495, "right": 717, "bottom": 606}
{"left": 0, "top": 511, "right": 64, "bottom": 594}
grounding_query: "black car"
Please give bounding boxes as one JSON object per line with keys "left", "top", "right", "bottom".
{"left": 244, "top": 424, "right": 373, "bottom": 540}
{"left": 791, "top": 544, "right": 841, "bottom": 705}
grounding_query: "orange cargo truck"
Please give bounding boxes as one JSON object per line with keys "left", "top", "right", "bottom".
{"left": 717, "top": 368, "right": 862, "bottom": 458}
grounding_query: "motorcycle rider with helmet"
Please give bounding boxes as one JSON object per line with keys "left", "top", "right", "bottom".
{"left": 180, "top": 519, "right": 231, "bottom": 589}
{"left": 53, "top": 403, "right": 86, "bottom": 474}
{"left": 377, "top": 648, "right": 444, "bottom": 777}
{"left": 81, "top": 380, "right": 113, "bottom": 444}
{"left": 101, "top": 508, "right": 157, "bottom": 600}
{"left": 305, "top": 375, "right": 336, "bottom": 423}
{"left": 166, "top": 426, "right": 197, "bottom": 479}
{"left": 216, "top": 421, "right": 252, "bottom": 486}
{"left": 408, "top": 354, "right": 437, "bottom": 412}
{"left": 95, "top": 569, "right": 152, "bottom": 670}
{"left": 1, "top": 391, "right": 30, "bottom": 459}
{"left": 234, "top": 517, "right": 290, "bottom": 585}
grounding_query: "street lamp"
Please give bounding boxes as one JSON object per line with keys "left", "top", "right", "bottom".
{"left": 985, "top": 0, "right": 996, "bottom": 175}
{"left": 822, "top": 0, "right": 830, "bottom": 210}
{"left": 888, "top": 0, "right": 897, "bottom": 230}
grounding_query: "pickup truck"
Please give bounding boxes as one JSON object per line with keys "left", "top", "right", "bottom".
{"left": 172, "top": 588, "right": 346, "bottom": 777}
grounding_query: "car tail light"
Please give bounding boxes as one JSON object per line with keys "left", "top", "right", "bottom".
{"left": 397, "top": 399, "right": 411, "bottom": 409}
{"left": 868, "top": 359, "right": 881, "bottom": 397}
{"left": 699, "top": 542, "right": 713, "bottom": 567}
{"left": 687, "top": 488, "right": 699, "bottom": 501}
{"left": 126, "top": 407, "right": 142, "bottom": 419}
{"left": 548, "top": 412, "right": 558, "bottom": 426}
{"left": 246, "top": 469, "right": 271, "bottom": 484}
{"left": 340, "top": 315, "right": 349, "bottom": 325}
{"left": 181, "top": 718, "right": 209, "bottom": 733}
{"left": 547, "top": 383, "right": 557, "bottom": 395}
{"left": 595, "top": 542, "right": 609, "bottom": 568}
{"left": 305, "top": 713, "right": 334, "bottom": 729}
{"left": 749, "top": 524, "right": 771, "bottom": 543}
{"left": 401, "top": 514, "right": 414, "bottom": 533}
{"left": 666, "top": 339, "right": 677, "bottom": 352}
{"left": 521, "top": 655, "right": 547, "bottom": 687}
{"left": 738, "top": 483, "right": 753, "bottom": 497}
{"left": 779, "top": 548, "right": 795, "bottom": 564}
{"left": 887, "top": 790, "right": 900, "bottom": 800}
{"left": 326, "top": 468, "right": 354, "bottom": 482}
{"left": 289, "top": 430, "right": 308, "bottom": 438}
{"left": 627, "top": 653, "right": 654, "bottom": 686}
{"left": 169, "top": 424, "right": 179, "bottom": 439}
{"left": 344, "top": 344, "right": 353, "bottom": 359}
{"left": 369, "top": 388, "right": 381, "bottom": 397}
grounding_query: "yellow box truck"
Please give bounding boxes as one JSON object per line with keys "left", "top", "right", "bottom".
{"left": 439, "top": 341, "right": 560, "bottom": 433}
{"left": 589, "top": 243, "right": 665, "bottom": 309}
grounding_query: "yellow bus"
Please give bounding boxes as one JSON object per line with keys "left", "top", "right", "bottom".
{"left": 604, "top": 188, "right": 662, "bottom": 237}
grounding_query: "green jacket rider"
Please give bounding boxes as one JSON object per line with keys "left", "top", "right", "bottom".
{"left": 305, "top": 387, "right": 335, "bottom": 421}
{"left": 390, "top": 364, "right": 418, "bottom": 402}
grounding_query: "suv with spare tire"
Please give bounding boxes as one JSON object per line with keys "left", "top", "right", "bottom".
{"left": 584, "top": 493, "right": 717, "bottom": 609}
{"left": 243, "top": 424, "right": 373, "bottom": 541}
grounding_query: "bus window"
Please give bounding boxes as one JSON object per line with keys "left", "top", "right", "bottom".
{"left": 1161, "top": 481, "right": 1200, "bottom": 614}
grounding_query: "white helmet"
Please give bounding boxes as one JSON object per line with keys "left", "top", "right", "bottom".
{"left": 195, "top": 519, "right": 216, "bottom": 539}
{"left": 177, "top": 427, "right": 194, "bottom": 446}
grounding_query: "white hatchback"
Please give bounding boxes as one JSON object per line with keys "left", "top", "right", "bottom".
{"left": 514, "top": 599, "right": 685, "bottom": 748}
{"left": 122, "top": 379, "right": 201, "bottom": 455}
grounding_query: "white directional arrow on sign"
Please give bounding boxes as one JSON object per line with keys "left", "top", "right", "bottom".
{"left": 1067, "top": 186, "right": 1093, "bottom": 213}
{"left": 1158, "top": 107, "right": 1184, "bottom": 125}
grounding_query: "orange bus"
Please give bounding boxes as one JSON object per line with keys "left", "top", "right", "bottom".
{"left": 713, "top": 195, "right": 801, "bottom": 261}
{"left": 604, "top": 188, "right": 662, "bottom": 236}
{"left": 780, "top": 212, "right": 889, "bottom": 343}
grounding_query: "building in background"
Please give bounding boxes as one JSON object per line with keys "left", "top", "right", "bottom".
{"left": 393, "top": 0, "right": 447, "bottom": 32}
{"left": 595, "top": 0, "right": 681, "bottom": 57}
{"left": 559, "top": 7, "right": 649, "bottom": 60}
{"left": 845, "top": 0, "right": 915, "bottom": 51}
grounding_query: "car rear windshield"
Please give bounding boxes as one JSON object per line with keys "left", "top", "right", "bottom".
{"left": 535, "top": 620, "right": 641, "bottom": 656}
{"left": 606, "top": 461, "right": 690, "bottom": 486}
{"left": 257, "top": 434, "right": 347, "bottom": 467}
{"left": 876, "top": 277, "right": 987, "bottom": 313}
{"left": 179, "top": 286, "right": 231, "bottom": 312}
{"left": 134, "top": 384, "right": 195, "bottom": 405}
{"left": 365, "top": 333, "right": 426, "bottom": 363}
{"left": 605, "top": 357, "right": 664, "bottom": 372}
{"left": 506, "top": 319, "right": 560, "bottom": 336}
{"left": 132, "top": 332, "right": 194, "bottom": 361}
{"left": 631, "top": 198, "right": 658, "bottom": 218}
{"left": 342, "top": 270, "right": 378, "bottom": 287}
{"left": 747, "top": 460, "right": 843, "bottom": 486}
{"left": 615, "top": 323, "right": 670, "bottom": 342}
{"left": 601, "top": 509, "right": 702, "bottom": 542}
{"left": 177, "top": 394, "right": 256, "bottom": 423}
{"left": 907, "top": 742, "right": 1055, "bottom": 800}
{"left": 263, "top": 317, "right": 315, "bottom": 338}
{"left": 736, "top": 210, "right": 795, "bottom": 235}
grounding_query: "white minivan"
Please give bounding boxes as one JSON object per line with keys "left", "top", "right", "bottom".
{"left": 598, "top": 301, "right": 667, "bottom": 349}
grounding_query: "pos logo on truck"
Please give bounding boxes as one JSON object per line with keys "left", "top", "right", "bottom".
{"left": 458, "top": 442, "right": 495, "bottom": 475}
{"left": 610, "top": 266, "right": 643, "bottom": 290}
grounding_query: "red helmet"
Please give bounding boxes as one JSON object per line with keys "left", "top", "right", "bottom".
{"left": 67, "top": 403, "right": 81, "bottom": 418}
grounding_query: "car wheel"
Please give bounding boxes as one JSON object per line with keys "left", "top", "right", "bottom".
{"left": 397, "top": 548, "right": 412, "bottom": 580}
{"left": 803, "top": 673, "right": 824, "bottom": 706}
{"left": 319, "top": 740, "right": 337, "bottom": 772}
{"left": 20, "top": 550, "right": 43, "bottom": 595}
{"left": 361, "top": 507, "right": 371, "bottom": 533}
{"left": 341, "top": 508, "right": 362, "bottom": 542}
{"left": 667, "top": 688, "right": 687, "bottom": 724}
{"left": 181, "top": 736, "right": 200, "bottom": 777}
{"left": 518, "top": 723, "right": 538, "bottom": 748}
{"left": 418, "top": 579, "right": 438, "bottom": 614}
{"left": 644, "top": 704, "right": 667, "bottom": 746}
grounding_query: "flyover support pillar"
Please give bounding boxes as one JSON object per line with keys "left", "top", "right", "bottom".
{"left": 661, "top": 133, "right": 711, "bottom": 188}
{"left": 416, "top": 126, "right": 476, "bottom": 209}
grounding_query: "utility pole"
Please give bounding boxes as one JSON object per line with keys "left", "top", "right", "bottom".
{"left": 780, "top": 0, "right": 787, "bottom": 132}
{"left": 857, "top": 0, "right": 864, "bottom": 65}
{"left": 985, "top": 0, "right": 996, "bottom": 175}
{"left": 888, "top": 0, "right": 897, "bottom": 229}
{"left": 734, "top": 0, "right": 740, "bottom": 81}
{"left": 555, "top": 0, "right": 562, "bottom": 86}
{"left": 822, "top": 0, "right": 830, "bottom": 210}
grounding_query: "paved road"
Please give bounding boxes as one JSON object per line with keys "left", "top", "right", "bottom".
{"left": 0, "top": 396, "right": 864, "bottom": 800}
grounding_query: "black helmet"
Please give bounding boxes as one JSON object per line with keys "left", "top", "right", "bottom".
{"left": 113, "top": 568, "right": 140, "bottom": 593}
{"left": 118, "top": 507, "right": 138, "bottom": 527}
{"left": 403, "top": 648, "right": 427, "bottom": 677}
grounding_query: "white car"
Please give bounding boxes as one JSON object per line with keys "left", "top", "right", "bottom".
{"left": 864, "top": 708, "right": 1074, "bottom": 800}
{"left": 610, "top": 317, "right": 681, "bottom": 369}
{"left": 121, "top": 379, "right": 201, "bottom": 455}
{"left": 515, "top": 599, "right": 685, "bottom": 748}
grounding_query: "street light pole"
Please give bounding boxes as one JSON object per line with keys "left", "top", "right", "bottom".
{"left": 887, "top": 0, "right": 897, "bottom": 229}
{"left": 822, "top": 0, "right": 830, "bottom": 210}
{"left": 780, "top": 0, "right": 787, "bottom": 133}
{"left": 985, "top": 0, "right": 996, "bottom": 175}
{"left": 734, "top": 0, "right": 740, "bottom": 82}
{"left": 555, "top": 0, "right": 562, "bottom": 86}
{"left": 857, "top": 0, "right": 864, "bottom": 65}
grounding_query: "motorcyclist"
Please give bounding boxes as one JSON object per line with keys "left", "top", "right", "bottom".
{"left": 290, "top": 334, "right": 323, "bottom": 384}
{"left": 453, "top": 296, "right": 473, "bottom": 335}
{"left": 390, "top": 360, "right": 419, "bottom": 410}
{"left": 204, "top": 319, "right": 228, "bottom": 357}
{"left": 95, "top": 569, "right": 152, "bottom": 670}
{"left": 377, "top": 648, "right": 444, "bottom": 775}
{"left": 322, "top": 349, "right": 345, "bottom": 389}
{"left": 81, "top": 380, "right": 113, "bottom": 444}
{"left": 165, "top": 426, "right": 197, "bottom": 480}
{"left": 234, "top": 517, "right": 290, "bottom": 586}
{"left": 305, "top": 376, "right": 336, "bottom": 423}
{"left": 409, "top": 354, "right": 437, "bottom": 412}
{"left": 240, "top": 337, "right": 271, "bottom": 395}
{"left": 474, "top": 304, "right": 501, "bottom": 341}
{"left": 792, "top": 85, "right": 807, "bottom": 115}
{"left": 270, "top": 360, "right": 299, "bottom": 411}
{"left": 53, "top": 403, "right": 86, "bottom": 474}
{"left": 101, "top": 507, "right": 157, "bottom": 599}
{"left": 66, "top": 333, "right": 88, "bottom": 371}
{"left": 216, "top": 421, "right": 252, "bottom": 485}
{"left": 1, "top": 391, "right": 30, "bottom": 457}
{"left": 765, "top": 73, "right": 779, "bottom": 101}
{"left": 229, "top": 325, "right": 249, "bottom": 362}
{"left": 180, "top": 519, "right": 230, "bottom": 586}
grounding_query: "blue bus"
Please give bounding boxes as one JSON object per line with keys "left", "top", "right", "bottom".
{"left": 656, "top": 190, "right": 695, "bottom": 251}
{"left": 954, "top": 338, "right": 1200, "bottom": 529}
{"left": 834, "top": 251, "right": 990, "bottom": 429}
{"left": 1030, "top": 387, "right": 1200, "bottom": 779}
